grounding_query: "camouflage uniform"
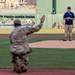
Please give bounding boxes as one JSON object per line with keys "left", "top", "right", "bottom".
{"left": 9, "top": 21, "right": 43, "bottom": 72}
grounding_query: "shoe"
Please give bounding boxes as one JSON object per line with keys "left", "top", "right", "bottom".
{"left": 21, "top": 69, "right": 27, "bottom": 72}
{"left": 63, "top": 39, "right": 67, "bottom": 41}
{"left": 63, "top": 37, "right": 67, "bottom": 41}
{"left": 68, "top": 36, "right": 72, "bottom": 41}
{"left": 13, "top": 63, "right": 17, "bottom": 72}
{"left": 21, "top": 64, "right": 27, "bottom": 73}
{"left": 69, "top": 40, "right": 72, "bottom": 41}
{"left": 16, "top": 67, "right": 21, "bottom": 74}
{"left": 15, "top": 62, "right": 21, "bottom": 74}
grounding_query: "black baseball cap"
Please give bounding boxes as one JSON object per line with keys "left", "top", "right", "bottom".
{"left": 67, "top": 6, "right": 71, "bottom": 9}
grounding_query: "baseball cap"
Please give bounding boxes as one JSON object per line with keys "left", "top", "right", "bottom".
{"left": 14, "top": 19, "right": 21, "bottom": 24}
{"left": 67, "top": 6, "right": 71, "bottom": 9}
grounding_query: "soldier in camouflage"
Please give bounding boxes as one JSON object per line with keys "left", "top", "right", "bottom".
{"left": 9, "top": 15, "right": 45, "bottom": 74}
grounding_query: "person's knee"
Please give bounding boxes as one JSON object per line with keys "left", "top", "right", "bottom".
{"left": 21, "top": 58, "right": 29, "bottom": 66}
{"left": 65, "top": 30, "right": 68, "bottom": 33}
{"left": 69, "top": 30, "right": 72, "bottom": 33}
{"left": 69, "top": 27, "right": 72, "bottom": 32}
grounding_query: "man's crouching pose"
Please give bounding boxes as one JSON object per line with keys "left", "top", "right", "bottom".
{"left": 9, "top": 15, "right": 45, "bottom": 74}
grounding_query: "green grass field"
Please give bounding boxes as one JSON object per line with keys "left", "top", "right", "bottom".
{"left": 0, "top": 38, "right": 75, "bottom": 69}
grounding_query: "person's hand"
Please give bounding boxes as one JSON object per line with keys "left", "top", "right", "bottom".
{"left": 66, "top": 18, "right": 70, "bottom": 20}
{"left": 66, "top": 17, "right": 72, "bottom": 20}
{"left": 40, "top": 15, "right": 45, "bottom": 23}
{"left": 68, "top": 17, "right": 72, "bottom": 20}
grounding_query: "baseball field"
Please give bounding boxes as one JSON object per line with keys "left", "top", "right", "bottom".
{"left": 0, "top": 34, "right": 75, "bottom": 75}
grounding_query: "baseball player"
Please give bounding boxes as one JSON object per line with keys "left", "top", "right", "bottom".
{"left": 9, "top": 15, "right": 45, "bottom": 74}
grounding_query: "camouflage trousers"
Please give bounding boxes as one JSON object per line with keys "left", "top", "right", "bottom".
{"left": 11, "top": 52, "right": 28, "bottom": 72}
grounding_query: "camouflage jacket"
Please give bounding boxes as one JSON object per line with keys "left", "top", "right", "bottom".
{"left": 10, "top": 22, "right": 43, "bottom": 53}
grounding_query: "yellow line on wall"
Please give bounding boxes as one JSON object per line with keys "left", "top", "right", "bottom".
{"left": 0, "top": 28, "right": 75, "bottom": 34}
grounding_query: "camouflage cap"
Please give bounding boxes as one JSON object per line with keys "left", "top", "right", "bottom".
{"left": 14, "top": 19, "right": 21, "bottom": 24}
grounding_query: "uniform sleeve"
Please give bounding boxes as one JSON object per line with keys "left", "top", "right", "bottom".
{"left": 63, "top": 13, "right": 66, "bottom": 18}
{"left": 72, "top": 13, "right": 75, "bottom": 18}
{"left": 22, "top": 22, "right": 43, "bottom": 35}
